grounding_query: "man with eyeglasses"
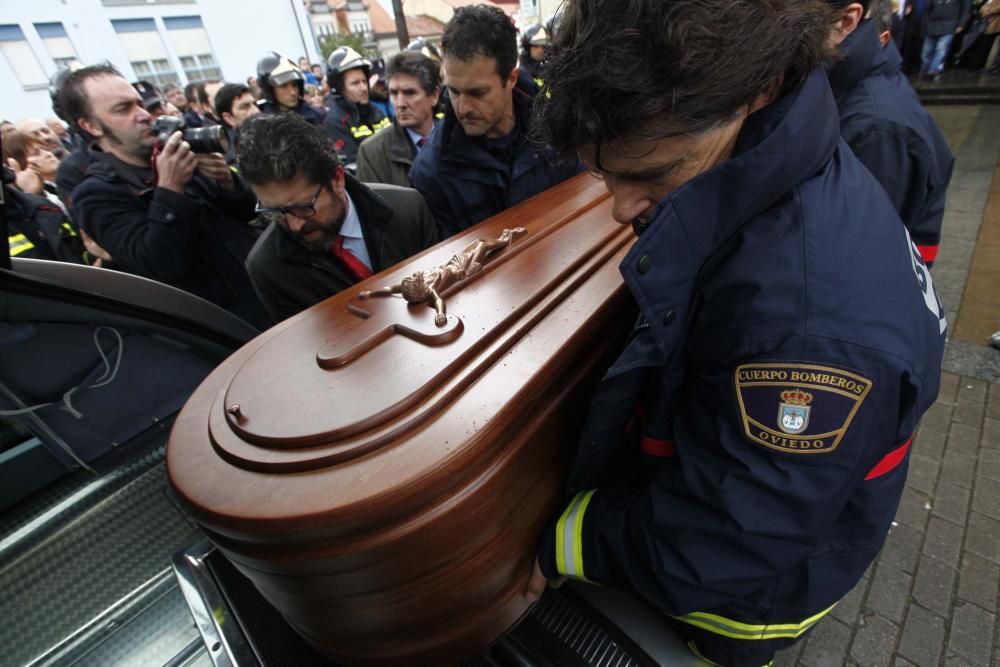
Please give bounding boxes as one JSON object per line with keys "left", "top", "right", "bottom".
{"left": 238, "top": 114, "right": 439, "bottom": 323}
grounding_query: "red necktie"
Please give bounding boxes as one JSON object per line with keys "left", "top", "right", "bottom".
{"left": 417, "top": 136, "right": 426, "bottom": 148}
{"left": 331, "top": 236, "right": 373, "bottom": 281}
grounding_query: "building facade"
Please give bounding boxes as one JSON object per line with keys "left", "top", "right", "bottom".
{"left": 1, "top": 0, "right": 322, "bottom": 122}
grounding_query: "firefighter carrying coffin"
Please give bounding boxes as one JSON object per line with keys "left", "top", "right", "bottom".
{"left": 166, "top": 174, "right": 634, "bottom": 664}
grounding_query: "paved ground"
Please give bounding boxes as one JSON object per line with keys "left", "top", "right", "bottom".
{"left": 771, "top": 97, "right": 1000, "bottom": 666}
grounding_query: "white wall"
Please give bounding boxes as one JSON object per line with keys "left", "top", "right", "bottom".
{"left": 0, "top": 0, "right": 322, "bottom": 123}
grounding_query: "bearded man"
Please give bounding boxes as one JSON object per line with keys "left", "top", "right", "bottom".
{"left": 238, "top": 114, "right": 438, "bottom": 322}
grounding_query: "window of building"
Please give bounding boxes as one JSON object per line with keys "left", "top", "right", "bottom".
{"left": 350, "top": 20, "right": 370, "bottom": 34}
{"left": 312, "top": 17, "right": 336, "bottom": 36}
{"left": 0, "top": 24, "right": 47, "bottom": 89}
{"left": 164, "top": 16, "right": 221, "bottom": 83}
{"left": 112, "top": 18, "right": 179, "bottom": 88}
{"left": 34, "top": 23, "right": 79, "bottom": 70}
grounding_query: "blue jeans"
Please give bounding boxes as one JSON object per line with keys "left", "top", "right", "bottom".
{"left": 922, "top": 33, "right": 955, "bottom": 74}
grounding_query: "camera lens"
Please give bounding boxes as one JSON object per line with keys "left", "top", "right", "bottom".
{"left": 183, "top": 126, "right": 228, "bottom": 154}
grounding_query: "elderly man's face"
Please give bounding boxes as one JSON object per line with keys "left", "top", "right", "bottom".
{"left": 17, "top": 119, "right": 61, "bottom": 152}
{"left": 579, "top": 115, "right": 746, "bottom": 226}
{"left": 47, "top": 118, "right": 69, "bottom": 140}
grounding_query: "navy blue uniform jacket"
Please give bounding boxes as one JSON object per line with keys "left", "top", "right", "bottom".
{"left": 73, "top": 149, "right": 270, "bottom": 330}
{"left": 408, "top": 79, "right": 580, "bottom": 238}
{"left": 322, "top": 95, "right": 388, "bottom": 166}
{"left": 6, "top": 187, "right": 85, "bottom": 264}
{"left": 537, "top": 70, "right": 947, "bottom": 639}
{"left": 829, "top": 20, "right": 954, "bottom": 265}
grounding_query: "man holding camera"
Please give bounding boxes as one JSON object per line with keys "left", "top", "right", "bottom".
{"left": 63, "top": 65, "right": 270, "bottom": 329}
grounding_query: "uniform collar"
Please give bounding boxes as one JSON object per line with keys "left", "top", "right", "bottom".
{"left": 827, "top": 20, "right": 890, "bottom": 101}
{"left": 621, "top": 68, "right": 841, "bottom": 356}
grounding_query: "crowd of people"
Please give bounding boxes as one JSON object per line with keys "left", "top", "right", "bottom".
{"left": 4, "top": 0, "right": 966, "bottom": 325}
{"left": 0, "top": 0, "right": 978, "bottom": 663}
{"left": 2, "top": 4, "right": 570, "bottom": 327}
{"left": 893, "top": 0, "right": 1000, "bottom": 79}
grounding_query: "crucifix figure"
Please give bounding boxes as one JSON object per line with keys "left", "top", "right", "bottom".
{"left": 359, "top": 227, "right": 527, "bottom": 326}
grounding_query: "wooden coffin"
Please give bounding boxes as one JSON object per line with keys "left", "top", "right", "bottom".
{"left": 166, "top": 173, "right": 635, "bottom": 664}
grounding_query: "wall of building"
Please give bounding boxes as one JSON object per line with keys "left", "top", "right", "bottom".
{"left": 0, "top": 0, "right": 322, "bottom": 123}
{"left": 397, "top": 0, "right": 456, "bottom": 28}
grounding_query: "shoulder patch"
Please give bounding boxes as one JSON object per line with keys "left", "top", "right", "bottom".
{"left": 734, "top": 363, "right": 873, "bottom": 455}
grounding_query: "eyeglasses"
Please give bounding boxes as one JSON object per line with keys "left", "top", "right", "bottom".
{"left": 255, "top": 183, "right": 326, "bottom": 225}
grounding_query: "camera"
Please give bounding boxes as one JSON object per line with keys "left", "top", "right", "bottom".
{"left": 152, "top": 116, "right": 229, "bottom": 155}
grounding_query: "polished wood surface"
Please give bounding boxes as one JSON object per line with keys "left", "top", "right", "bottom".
{"left": 166, "top": 173, "right": 635, "bottom": 664}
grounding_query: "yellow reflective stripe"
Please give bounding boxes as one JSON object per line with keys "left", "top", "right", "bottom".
{"left": 9, "top": 234, "right": 35, "bottom": 256}
{"left": 351, "top": 125, "right": 374, "bottom": 138}
{"left": 672, "top": 603, "right": 836, "bottom": 641}
{"left": 554, "top": 489, "right": 595, "bottom": 580}
{"left": 373, "top": 117, "right": 391, "bottom": 130}
{"left": 61, "top": 222, "right": 77, "bottom": 237}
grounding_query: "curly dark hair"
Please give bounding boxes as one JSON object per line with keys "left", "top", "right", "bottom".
{"left": 55, "top": 64, "right": 123, "bottom": 139}
{"left": 237, "top": 113, "right": 341, "bottom": 186}
{"left": 441, "top": 4, "right": 518, "bottom": 81}
{"left": 386, "top": 51, "right": 441, "bottom": 95}
{"left": 533, "top": 0, "right": 839, "bottom": 162}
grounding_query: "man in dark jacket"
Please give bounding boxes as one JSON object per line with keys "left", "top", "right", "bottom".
{"left": 921, "top": 0, "right": 972, "bottom": 76}
{"left": 409, "top": 5, "right": 580, "bottom": 238}
{"left": 524, "top": 2, "right": 946, "bottom": 666}
{"left": 323, "top": 47, "right": 390, "bottom": 168}
{"left": 61, "top": 65, "right": 270, "bottom": 329}
{"left": 215, "top": 83, "right": 261, "bottom": 165}
{"left": 238, "top": 114, "right": 438, "bottom": 322}
{"left": 827, "top": 4, "right": 954, "bottom": 266}
{"left": 356, "top": 51, "right": 441, "bottom": 187}
{"left": 256, "top": 52, "right": 326, "bottom": 127}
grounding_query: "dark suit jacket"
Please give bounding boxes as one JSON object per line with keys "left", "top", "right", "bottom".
{"left": 245, "top": 175, "right": 439, "bottom": 322}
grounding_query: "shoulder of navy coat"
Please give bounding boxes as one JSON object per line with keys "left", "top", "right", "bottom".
{"left": 827, "top": 19, "right": 954, "bottom": 261}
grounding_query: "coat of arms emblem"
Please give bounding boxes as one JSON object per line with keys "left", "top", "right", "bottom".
{"left": 777, "top": 388, "right": 813, "bottom": 435}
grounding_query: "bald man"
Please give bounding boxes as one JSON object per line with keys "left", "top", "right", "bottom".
{"left": 16, "top": 118, "right": 66, "bottom": 158}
